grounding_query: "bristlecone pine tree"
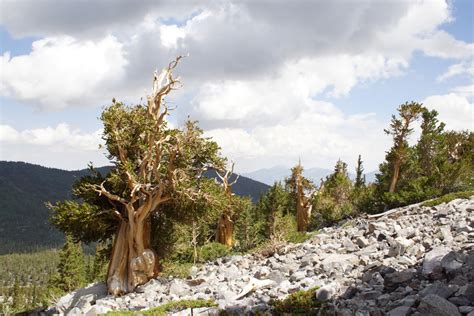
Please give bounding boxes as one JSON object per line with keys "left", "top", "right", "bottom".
{"left": 286, "top": 161, "right": 314, "bottom": 232}
{"left": 384, "top": 101, "right": 423, "bottom": 193}
{"left": 215, "top": 163, "right": 239, "bottom": 247}
{"left": 49, "top": 57, "right": 224, "bottom": 295}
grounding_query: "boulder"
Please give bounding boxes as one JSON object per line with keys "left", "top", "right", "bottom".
{"left": 387, "top": 306, "right": 411, "bottom": 316}
{"left": 419, "top": 282, "right": 456, "bottom": 299}
{"left": 356, "top": 236, "right": 370, "bottom": 248}
{"left": 387, "top": 237, "right": 414, "bottom": 257}
{"left": 320, "top": 254, "right": 358, "bottom": 273}
{"left": 169, "top": 279, "right": 190, "bottom": 296}
{"left": 417, "top": 294, "right": 460, "bottom": 316}
{"left": 422, "top": 246, "right": 451, "bottom": 279}
{"left": 85, "top": 304, "right": 113, "bottom": 316}
{"left": 384, "top": 271, "right": 416, "bottom": 291}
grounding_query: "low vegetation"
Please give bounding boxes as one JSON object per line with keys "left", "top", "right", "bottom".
{"left": 270, "top": 287, "right": 323, "bottom": 315}
{"left": 421, "top": 190, "right": 474, "bottom": 207}
{"left": 104, "top": 299, "right": 217, "bottom": 316}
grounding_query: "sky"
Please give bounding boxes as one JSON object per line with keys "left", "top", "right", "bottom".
{"left": 0, "top": 0, "right": 473, "bottom": 173}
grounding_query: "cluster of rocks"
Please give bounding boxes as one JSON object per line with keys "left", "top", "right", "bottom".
{"left": 50, "top": 197, "right": 474, "bottom": 315}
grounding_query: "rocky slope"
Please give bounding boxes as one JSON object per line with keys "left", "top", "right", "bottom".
{"left": 50, "top": 197, "right": 474, "bottom": 315}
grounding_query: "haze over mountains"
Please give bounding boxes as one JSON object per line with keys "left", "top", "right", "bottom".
{"left": 243, "top": 165, "right": 377, "bottom": 186}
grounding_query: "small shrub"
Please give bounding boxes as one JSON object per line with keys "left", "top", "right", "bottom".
{"left": 199, "top": 242, "right": 230, "bottom": 262}
{"left": 271, "top": 287, "right": 322, "bottom": 315}
{"left": 105, "top": 299, "right": 217, "bottom": 316}
{"left": 422, "top": 191, "right": 474, "bottom": 207}
{"left": 158, "top": 261, "right": 193, "bottom": 279}
{"left": 287, "top": 231, "right": 316, "bottom": 244}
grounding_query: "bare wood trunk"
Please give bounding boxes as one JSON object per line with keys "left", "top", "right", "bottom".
{"left": 296, "top": 199, "right": 309, "bottom": 232}
{"left": 296, "top": 175, "right": 310, "bottom": 232}
{"left": 389, "top": 159, "right": 401, "bottom": 193}
{"left": 191, "top": 221, "right": 199, "bottom": 264}
{"left": 216, "top": 213, "right": 233, "bottom": 247}
{"left": 107, "top": 217, "right": 157, "bottom": 295}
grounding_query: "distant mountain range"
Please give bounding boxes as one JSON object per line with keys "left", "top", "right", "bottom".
{"left": 0, "top": 161, "right": 269, "bottom": 254}
{"left": 242, "top": 165, "right": 377, "bottom": 186}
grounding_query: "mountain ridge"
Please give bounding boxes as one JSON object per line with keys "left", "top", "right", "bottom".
{"left": 243, "top": 165, "right": 377, "bottom": 186}
{"left": 0, "top": 161, "right": 269, "bottom": 254}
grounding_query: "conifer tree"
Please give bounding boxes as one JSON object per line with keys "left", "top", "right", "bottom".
{"left": 50, "top": 235, "right": 86, "bottom": 292}
{"left": 355, "top": 154, "right": 365, "bottom": 189}
{"left": 49, "top": 57, "right": 225, "bottom": 295}
{"left": 11, "top": 276, "right": 22, "bottom": 311}
{"left": 384, "top": 101, "right": 423, "bottom": 192}
{"left": 215, "top": 163, "right": 240, "bottom": 247}
{"left": 286, "top": 161, "right": 314, "bottom": 232}
{"left": 312, "top": 159, "right": 354, "bottom": 226}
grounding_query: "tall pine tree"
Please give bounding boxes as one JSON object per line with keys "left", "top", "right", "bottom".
{"left": 354, "top": 154, "right": 366, "bottom": 189}
{"left": 50, "top": 235, "right": 86, "bottom": 292}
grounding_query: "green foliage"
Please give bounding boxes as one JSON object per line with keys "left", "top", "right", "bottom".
{"left": 88, "top": 243, "right": 110, "bottom": 283}
{"left": 256, "top": 182, "right": 290, "bottom": 239}
{"left": 234, "top": 196, "right": 267, "bottom": 251}
{"left": 270, "top": 287, "right": 322, "bottom": 315}
{"left": 354, "top": 154, "right": 366, "bottom": 190}
{"left": 0, "top": 248, "right": 68, "bottom": 314}
{"left": 105, "top": 299, "right": 217, "bottom": 315}
{"left": 199, "top": 243, "right": 231, "bottom": 262}
{"left": 311, "top": 159, "right": 355, "bottom": 227}
{"left": 373, "top": 105, "right": 474, "bottom": 211}
{"left": 285, "top": 164, "right": 314, "bottom": 216}
{"left": 287, "top": 231, "right": 317, "bottom": 244}
{"left": 48, "top": 235, "right": 86, "bottom": 293}
{"left": 158, "top": 261, "right": 193, "bottom": 279}
{"left": 422, "top": 191, "right": 474, "bottom": 207}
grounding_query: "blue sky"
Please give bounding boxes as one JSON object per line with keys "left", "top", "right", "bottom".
{"left": 0, "top": 0, "right": 472, "bottom": 173}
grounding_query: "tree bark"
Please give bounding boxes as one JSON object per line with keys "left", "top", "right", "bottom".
{"left": 296, "top": 172, "right": 311, "bottom": 232}
{"left": 296, "top": 199, "right": 310, "bottom": 232}
{"left": 107, "top": 216, "right": 157, "bottom": 295}
{"left": 389, "top": 159, "right": 401, "bottom": 193}
{"left": 216, "top": 213, "right": 233, "bottom": 247}
{"left": 215, "top": 163, "right": 238, "bottom": 247}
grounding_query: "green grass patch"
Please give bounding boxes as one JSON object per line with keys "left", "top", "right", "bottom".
{"left": 422, "top": 191, "right": 474, "bottom": 207}
{"left": 105, "top": 299, "right": 217, "bottom": 316}
{"left": 287, "top": 231, "right": 318, "bottom": 244}
{"left": 158, "top": 261, "right": 194, "bottom": 279}
{"left": 270, "top": 287, "right": 323, "bottom": 315}
{"left": 199, "top": 242, "right": 231, "bottom": 262}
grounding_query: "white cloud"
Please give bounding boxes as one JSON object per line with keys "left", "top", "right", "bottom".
{"left": 1, "top": 0, "right": 470, "bottom": 112}
{"left": 451, "top": 84, "right": 474, "bottom": 97}
{"left": 0, "top": 36, "right": 127, "bottom": 109}
{"left": 160, "top": 24, "right": 187, "bottom": 49}
{"left": 0, "top": 0, "right": 199, "bottom": 38}
{"left": 437, "top": 60, "right": 474, "bottom": 81}
{"left": 0, "top": 123, "right": 109, "bottom": 170}
{"left": 1, "top": 0, "right": 472, "bottom": 171}
{"left": 0, "top": 123, "right": 103, "bottom": 151}
{"left": 420, "top": 31, "right": 474, "bottom": 60}
{"left": 423, "top": 93, "right": 474, "bottom": 131}
{"left": 195, "top": 68, "right": 390, "bottom": 172}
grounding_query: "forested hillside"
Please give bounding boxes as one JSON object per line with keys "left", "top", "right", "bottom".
{"left": 0, "top": 161, "right": 269, "bottom": 254}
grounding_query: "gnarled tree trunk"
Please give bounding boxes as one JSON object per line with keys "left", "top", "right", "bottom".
{"left": 107, "top": 215, "right": 157, "bottom": 295}
{"left": 95, "top": 57, "right": 181, "bottom": 295}
{"left": 215, "top": 163, "right": 239, "bottom": 247}
{"left": 389, "top": 159, "right": 401, "bottom": 193}
{"left": 296, "top": 168, "right": 312, "bottom": 232}
{"left": 216, "top": 213, "right": 233, "bottom": 247}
